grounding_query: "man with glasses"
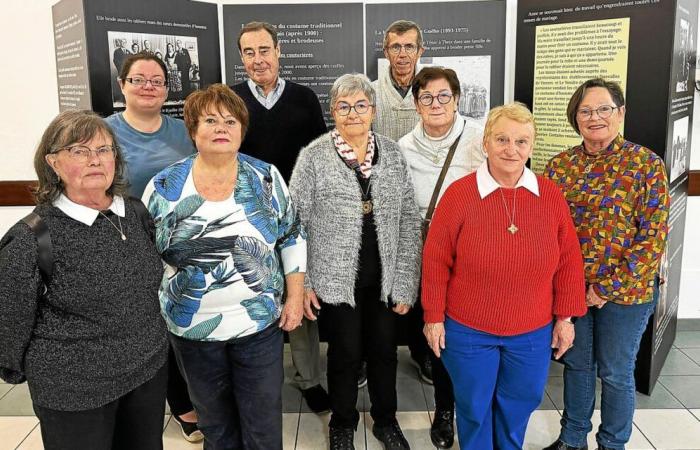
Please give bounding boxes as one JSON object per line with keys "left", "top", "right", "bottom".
{"left": 372, "top": 20, "right": 425, "bottom": 141}
{"left": 231, "top": 21, "right": 329, "bottom": 415}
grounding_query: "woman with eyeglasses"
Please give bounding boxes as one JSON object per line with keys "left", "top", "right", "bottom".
{"left": 0, "top": 110, "right": 168, "bottom": 449}
{"left": 289, "top": 73, "right": 422, "bottom": 450}
{"left": 397, "top": 66, "right": 485, "bottom": 449}
{"left": 105, "top": 51, "right": 202, "bottom": 443}
{"left": 544, "top": 79, "right": 669, "bottom": 450}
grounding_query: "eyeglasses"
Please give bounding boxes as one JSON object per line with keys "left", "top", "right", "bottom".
{"left": 123, "top": 77, "right": 167, "bottom": 88}
{"left": 52, "top": 145, "right": 116, "bottom": 162}
{"left": 385, "top": 43, "right": 419, "bottom": 55}
{"left": 576, "top": 105, "right": 619, "bottom": 120}
{"left": 418, "top": 91, "right": 454, "bottom": 106}
{"left": 334, "top": 101, "right": 373, "bottom": 116}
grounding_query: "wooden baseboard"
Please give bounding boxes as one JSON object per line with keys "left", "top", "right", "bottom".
{"left": 0, "top": 181, "right": 37, "bottom": 206}
{"left": 690, "top": 170, "right": 700, "bottom": 196}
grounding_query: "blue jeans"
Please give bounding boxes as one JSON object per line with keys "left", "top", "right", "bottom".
{"left": 169, "top": 324, "right": 284, "bottom": 450}
{"left": 559, "top": 294, "right": 657, "bottom": 450}
{"left": 441, "top": 318, "right": 552, "bottom": 450}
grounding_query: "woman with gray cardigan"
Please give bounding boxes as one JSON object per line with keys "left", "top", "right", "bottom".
{"left": 289, "top": 73, "right": 422, "bottom": 450}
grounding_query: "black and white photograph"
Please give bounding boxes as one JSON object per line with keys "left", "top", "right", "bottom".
{"left": 655, "top": 248, "right": 670, "bottom": 331}
{"left": 674, "top": 17, "right": 694, "bottom": 92}
{"left": 669, "top": 115, "right": 689, "bottom": 182}
{"left": 377, "top": 55, "right": 491, "bottom": 124}
{"left": 108, "top": 31, "right": 200, "bottom": 107}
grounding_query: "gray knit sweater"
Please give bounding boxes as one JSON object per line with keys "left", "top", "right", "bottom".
{"left": 371, "top": 67, "right": 420, "bottom": 142}
{"left": 289, "top": 131, "right": 422, "bottom": 307}
{"left": 0, "top": 202, "right": 167, "bottom": 411}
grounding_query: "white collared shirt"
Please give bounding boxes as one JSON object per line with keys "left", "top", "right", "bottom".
{"left": 247, "top": 77, "right": 286, "bottom": 110}
{"left": 475, "top": 160, "right": 540, "bottom": 199}
{"left": 53, "top": 194, "right": 125, "bottom": 226}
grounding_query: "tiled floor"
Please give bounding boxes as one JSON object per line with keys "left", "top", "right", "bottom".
{"left": 3, "top": 321, "right": 700, "bottom": 449}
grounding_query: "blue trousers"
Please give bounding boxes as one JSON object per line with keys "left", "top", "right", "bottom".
{"left": 441, "top": 318, "right": 552, "bottom": 450}
{"left": 559, "top": 295, "right": 657, "bottom": 450}
{"left": 169, "top": 324, "right": 284, "bottom": 450}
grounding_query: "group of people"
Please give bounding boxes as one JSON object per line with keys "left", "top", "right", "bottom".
{"left": 0, "top": 18, "right": 669, "bottom": 450}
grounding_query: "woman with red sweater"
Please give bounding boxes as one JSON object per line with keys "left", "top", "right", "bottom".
{"left": 421, "top": 102, "right": 587, "bottom": 450}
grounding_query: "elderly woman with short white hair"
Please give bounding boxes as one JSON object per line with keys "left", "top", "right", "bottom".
{"left": 289, "top": 73, "right": 421, "bottom": 450}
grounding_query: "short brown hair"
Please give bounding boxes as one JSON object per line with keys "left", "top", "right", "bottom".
{"left": 183, "top": 83, "right": 249, "bottom": 141}
{"left": 119, "top": 52, "right": 168, "bottom": 86}
{"left": 237, "top": 21, "right": 278, "bottom": 51}
{"left": 411, "top": 67, "right": 460, "bottom": 101}
{"left": 566, "top": 78, "right": 625, "bottom": 135}
{"left": 483, "top": 102, "right": 537, "bottom": 144}
{"left": 34, "top": 110, "right": 128, "bottom": 205}
{"left": 383, "top": 20, "right": 423, "bottom": 49}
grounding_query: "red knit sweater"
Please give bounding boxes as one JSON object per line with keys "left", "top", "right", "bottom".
{"left": 421, "top": 173, "right": 586, "bottom": 336}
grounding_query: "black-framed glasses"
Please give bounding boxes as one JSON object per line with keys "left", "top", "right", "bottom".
{"left": 576, "top": 105, "right": 619, "bottom": 120}
{"left": 418, "top": 91, "right": 454, "bottom": 106}
{"left": 334, "top": 101, "right": 373, "bottom": 116}
{"left": 52, "top": 145, "right": 117, "bottom": 162}
{"left": 123, "top": 77, "right": 167, "bottom": 88}
{"left": 385, "top": 43, "right": 419, "bottom": 55}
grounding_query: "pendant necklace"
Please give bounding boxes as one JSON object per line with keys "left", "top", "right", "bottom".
{"left": 99, "top": 211, "right": 127, "bottom": 241}
{"left": 360, "top": 179, "right": 373, "bottom": 214}
{"left": 499, "top": 188, "right": 518, "bottom": 234}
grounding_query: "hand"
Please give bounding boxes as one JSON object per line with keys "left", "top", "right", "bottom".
{"left": 303, "top": 289, "right": 321, "bottom": 321}
{"left": 551, "top": 319, "right": 575, "bottom": 360}
{"left": 279, "top": 294, "right": 304, "bottom": 331}
{"left": 392, "top": 303, "right": 410, "bottom": 315}
{"left": 424, "top": 322, "right": 446, "bottom": 358}
{"left": 586, "top": 285, "right": 607, "bottom": 309}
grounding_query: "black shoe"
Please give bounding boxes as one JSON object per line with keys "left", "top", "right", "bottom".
{"left": 301, "top": 384, "right": 330, "bottom": 414}
{"left": 372, "top": 419, "right": 410, "bottom": 450}
{"left": 543, "top": 440, "right": 588, "bottom": 450}
{"left": 173, "top": 415, "right": 204, "bottom": 443}
{"left": 430, "top": 409, "right": 454, "bottom": 449}
{"left": 329, "top": 426, "right": 355, "bottom": 450}
{"left": 415, "top": 356, "right": 433, "bottom": 385}
{"left": 597, "top": 447, "right": 613, "bottom": 450}
{"left": 358, "top": 362, "right": 368, "bottom": 388}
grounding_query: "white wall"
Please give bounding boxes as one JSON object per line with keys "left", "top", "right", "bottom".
{"left": 0, "top": 0, "right": 698, "bottom": 316}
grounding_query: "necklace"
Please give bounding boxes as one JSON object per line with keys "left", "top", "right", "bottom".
{"left": 99, "top": 211, "right": 126, "bottom": 241}
{"left": 360, "top": 178, "right": 372, "bottom": 214}
{"left": 499, "top": 188, "right": 518, "bottom": 234}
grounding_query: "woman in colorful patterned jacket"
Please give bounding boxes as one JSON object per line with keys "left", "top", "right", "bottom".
{"left": 544, "top": 78, "right": 670, "bottom": 450}
{"left": 143, "top": 83, "right": 306, "bottom": 450}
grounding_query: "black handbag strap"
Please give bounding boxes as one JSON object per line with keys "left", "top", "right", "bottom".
{"left": 21, "top": 211, "right": 52, "bottom": 292}
{"left": 424, "top": 124, "right": 465, "bottom": 227}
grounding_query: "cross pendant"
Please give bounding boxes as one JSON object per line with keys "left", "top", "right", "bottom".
{"left": 507, "top": 223, "right": 519, "bottom": 234}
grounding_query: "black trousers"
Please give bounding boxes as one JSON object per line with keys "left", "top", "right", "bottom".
{"left": 321, "top": 284, "right": 398, "bottom": 429}
{"left": 167, "top": 343, "right": 194, "bottom": 417}
{"left": 34, "top": 362, "right": 167, "bottom": 450}
{"left": 403, "top": 291, "right": 455, "bottom": 413}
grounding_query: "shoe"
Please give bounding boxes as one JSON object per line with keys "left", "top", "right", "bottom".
{"left": 414, "top": 356, "right": 433, "bottom": 385}
{"left": 173, "top": 415, "right": 204, "bottom": 443}
{"left": 430, "top": 409, "right": 454, "bottom": 449}
{"left": 543, "top": 440, "right": 588, "bottom": 450}
{"left": 329, "top": 426, "right": 355, "bottom": 450}
{"left": 301, "top": 384, "right": 330, "bottom": 414}
{"left": 372, "top": 419, "right": 410, "bottom": 450}
{"left": 358, "top": 362, "right": 368, "bottom": 388}
{"left": 597, "top": 447, "right": 613, "bottom": 450}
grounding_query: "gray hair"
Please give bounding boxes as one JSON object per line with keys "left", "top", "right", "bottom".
{"left": 329, "top": 73, "right": 376, "bottom": 110}
{"left": 33, "top": 110, "right": 128, "bottom": 205}
{"left": 383, "top": 20, "right": 423, "bottom": 49}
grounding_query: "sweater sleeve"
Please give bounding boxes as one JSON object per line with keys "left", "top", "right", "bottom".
{"left": 549, "top": 184, "right": 587, "bottom": 318}
{"left": 306, "top": 89, "right": 327, "bottom": 139}
{"left": 421, "top": 182, "right": 465, "bottom": 323}
{"left": 0, "top": 223, "right": 42, "bottom": 384}
{"left": 593, "top": 156, "right": 670, "bottom": 301}
{"left": 390, "top": 152, "right": 422, "bottom": 306}
{"left": 288, "top": 144, "right": 317, "bottom": 290}
{"left": 270, "top": 165, "right": 307, "bottom": 275}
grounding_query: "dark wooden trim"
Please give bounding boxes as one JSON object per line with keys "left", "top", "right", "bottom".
{"left": 690, "top": 170, "right": 700, "bottom": 197}
{"left": 0, "top": 181, "right": 37, "bottom": 206}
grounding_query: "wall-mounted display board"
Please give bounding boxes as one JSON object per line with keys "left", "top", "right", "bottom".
{"left": 365, "top": 1, "right": 506, "bottom": 125}
{"left": 52, "top": 0, "right": 220, "bottom": 118}
{"left": 223, "top": 3, "right": 364, "bottom": 126}
{"left": 515, "top": 0, "right": 698, "bottom": 394}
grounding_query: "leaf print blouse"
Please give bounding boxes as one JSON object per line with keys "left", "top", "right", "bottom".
{"left": 143, "top": 153, "right": 307, "bottom": 340}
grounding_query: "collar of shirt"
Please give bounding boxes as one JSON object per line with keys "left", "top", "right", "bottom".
{"left": 53, "top": 194, "right": 125, "bottom": 226}
{"left": 476, "top": 160, "right": 539, "bottom": 199}
{"left": 389, "top": 70, "right": 413, "bottom": 98}
{"left": 247, "top": 77, "right": 286, "bottom": 109}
